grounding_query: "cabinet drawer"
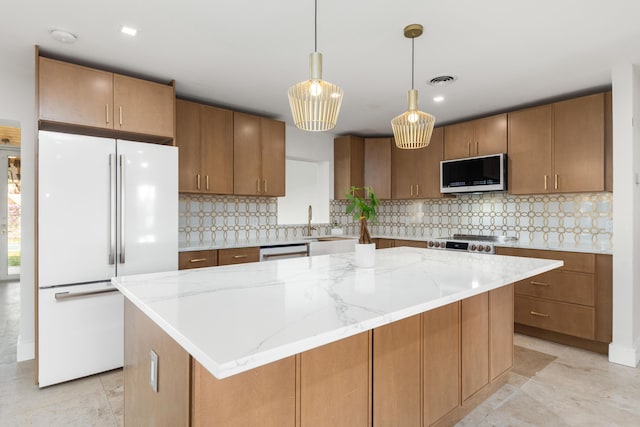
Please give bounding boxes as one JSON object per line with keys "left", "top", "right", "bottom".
{"left": 394, "top": 239, "right": 428, "bottom": 248}
{"left": 515, "top": 295, "right": 594, "bottom": 340}
{"left": 515, "top": 270, "right": 594, "bottom": 306}
{"left": 496, "top": 247, "right": 594, "bottom": 273}
{"left": 218, "top": 247, "right": 260, "bottom": 265}
{"left": 179, "top": 250, "right": 218, "bottom": 270}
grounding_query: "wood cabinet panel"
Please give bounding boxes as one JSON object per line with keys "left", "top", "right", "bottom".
{"left": 423, "top": 302, "right": 460, "bottom": 426}
{"left": 124, "top": 300, "right": 190, "bottom": 427}
{"left": 444, "top": 115, "right": 506, "bottom": 160}
{"left": 218, "top": 247, "right": 260, "bottom": 265}
{"left": 604, "top": 91, "right": 613, "bottom": 192}
{"left": 507, "top": 105, "right": 553, "bottom": 194}
{"left": 496, "top": 247, "right": 595, "bottom": 273}
{"left": 373, "top": 316, "right": 421, "bottom": 427}
{"left": 233, "top": 112, "right": 262, "bottom": 195}
{"left": 113, "top": 74, "right": 175, "bottom": 138}
{"left": 461, "top": 293, "right": 489, "bottom": 401}
{"left": 373, "top": 238, "right": 395, "bottom": 249}
{"left": 595, "top": 254, "right": 613, "bottom": 343}
{"left": 334, "top": 136, "right": 364, "bottom": 200}
{"left": 39, "top": 57, "right": 113, "bottom": 130}
{"left": 489, "top": 285, "right": 513, "bottom": 381}
{"left": 364, "top": 138, "right": 392, "bottom": 199}
{"left": 417, "top": 127, "right": 445, "bottom": 199}
{"left": 176, "top": 100, "right": 202, "bottom": 192}
{"left": 300, "top": 332, "right": 371, "bottom": 427}
{"left": 192, "top": 357, "right": 296, "bottom": 427}
{"left": 444, "top": 121, "right": 475, "bottom": 160}
{"left": 201, "top": 105, "right": 234, "bottom": 194}
{"left": 260, "top": 118, "right": 286, "bottom": 196}
{"left": 515, "top": 295, "right": 595, "bottom": 340}
{"left": 391, "top": 142, "right": 416, "bottom": 199}
{"left": 553, "top": 93, "right": 605, "bottom": 193}
{"left": 515, "top": 270, "right": 594, "bottom": 306}
{"left": 179, "top": 250, "right": 218, "bottom": 270}
{"left": 394, "top": 239, "right": 428, "bottom": 248}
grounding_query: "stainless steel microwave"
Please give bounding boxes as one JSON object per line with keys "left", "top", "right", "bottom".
{"left": 440, "top": 153, "right": 507, "bottom": 193}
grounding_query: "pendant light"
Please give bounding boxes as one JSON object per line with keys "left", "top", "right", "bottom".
{"left": 288, "top": 0, "right": 343, "bottom": 131}
{"left": 391, "top": 24, "right": 436, "bottom": 149}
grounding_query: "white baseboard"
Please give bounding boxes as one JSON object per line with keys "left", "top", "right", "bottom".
{"left": 608, "top": 340, "right": 640, "bottom": 367}
{"left": 16, "top": 335, "right": 35, "bottom": 362}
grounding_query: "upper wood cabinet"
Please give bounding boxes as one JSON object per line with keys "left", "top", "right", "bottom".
{"left": 233, "top": 112, "right": 285, "bottom": 197}
{"left": 508, "top": 92, "right": 608, "bottom": 195}
{"left": 334, "top": 136, "right": 364, "bottom": 200}
{"left": 444, "top": 114, "right": 507, "bottom": 160}
{"left": 364, "top": 137, "right": 392, "bottom": 199}
{"left": 38, "top": 57, "right": 175, "bottom": 140}
{"left": 176, "top": 100, "right": 233, "bottom": 194}
{"left": 392, "top": 127, "right": 444, "bottom": 199}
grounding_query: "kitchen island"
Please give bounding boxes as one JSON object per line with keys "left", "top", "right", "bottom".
{"left": 113, "top": 247, "right": 562, "bottom": 426}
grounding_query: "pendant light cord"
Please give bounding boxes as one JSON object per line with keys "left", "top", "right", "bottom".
{"left": 314, "top": 0, "right": 318, "bottom": 52}
{"left": 411, "top": 37, "right": 415, "bottom": 90}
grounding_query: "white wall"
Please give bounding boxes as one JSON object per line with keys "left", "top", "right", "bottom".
{"left": 0, "top": 48, "right": 36, "bottom": 361}
{"left": 610, "top": 63, "right": 640, "bottom": 367}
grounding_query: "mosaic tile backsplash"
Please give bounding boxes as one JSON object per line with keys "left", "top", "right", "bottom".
{"left": 179, "top": 192, "right": 613, "bottom": 246}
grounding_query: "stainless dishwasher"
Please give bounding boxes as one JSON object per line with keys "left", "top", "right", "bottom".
{"left": 259, "top": 244, "right": 309, "bottom": 261}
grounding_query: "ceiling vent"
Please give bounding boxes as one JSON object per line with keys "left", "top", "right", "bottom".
{"left": 428, "top": 75, "right": 457, "bottom": 86}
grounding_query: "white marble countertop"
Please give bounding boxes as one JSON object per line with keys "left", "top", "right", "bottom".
{"left": 113, "top": 247, "right": 562, "bottom": 380}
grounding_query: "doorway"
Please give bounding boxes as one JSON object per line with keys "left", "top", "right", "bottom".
{"left": 0, "top": 138, "right": 21, "bottom": 281}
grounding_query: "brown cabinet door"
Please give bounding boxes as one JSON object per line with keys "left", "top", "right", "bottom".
{"left": 474, "top": 114, "right": 507, "bottom": 156}
{"left": 394, "top": 239, "right": 428, "bottom": 248}
{"left": 444, "top": 121, "right": 474, "bottom": 159}
{"left": 218, "top": 247, "right": 260, "bottom": 265}
{"left": 334, "top": 136, "right": 364, "bottom": 200}
{"left": 507, "top": 105, "right": 553, "bottom": 194}
{"left": 489, "top": 285, "right": 514, "bottom": 381}
{"left": 300, "top": 332, "right": 371, "bottom": 427}
{"left": 113, "top": 74, "right": 175, "bottom": 138}
{"left": 461, "top": 292, "right": 489, "bottom": 401}
{"left": 233, "top": 112, "right": 262, "bottom": 195}
{"left": 364, "top": 138, "right": 392, "bottom": 199}
{"left": 192, "top": 358, "right": 296, "bottom": 427}
{"left": 416, "top": 127, "right": 444, "bottom": 198}
{"left": 553, "top": 93, "right": 605, "bottom": 193}
{"left": 178, "top": 250, "right": 218, "bottom": 270}
{"left": 202, "top": 105, "right": 234, "bottom": 194}
{"left": 423, "top": 302, "right": 460, "bottom": 426}
{"left": 261, "top": 118, "right": 286, "bottom": 196}
{"left": 391, "top": 142, "right": 417, "bottom": 199}
{"left": 176, "top": 100, "right": 202, "bottom": 192}
{"left": 38, "top": 57, "right": 113, "bottom": 129}
{"left": 373, "top": 316, "right": 421, "bottom": 427}
{"left": 374, "top": 238, "right": 395, "bottom": 249}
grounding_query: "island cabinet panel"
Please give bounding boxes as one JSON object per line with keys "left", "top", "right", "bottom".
{"left": 178, "top": 250, "right": 218, "bottom": 270}
{"left": 461, "top": 293, "right": 489, "bottom": 401}
{"left": 364, "top": 137, "right": 392, "bottom": 199}
{"left": 373, "top": 315, "right": 422, "bottom": 427}
{"left": 489, "top": 285, "right": 514, "bottom": 380}
{"left": 423, "top": 302, "right": 460, "bottom": 426}
{"left": 334, "top": 136, "right": 364, "bottom": 200}
{"left": 124, "top": 300, "right": 190, "bottom": 427}
{"left": 191, "top": 357, "right": 296, "bottom": 427}
{"left": 299, "top": 331, "right": 371, "bottom": 427}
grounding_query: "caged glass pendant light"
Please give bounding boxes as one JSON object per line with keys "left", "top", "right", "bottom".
{"left": 288, "top": 0, "right": 343, "bottom": 131}
{"left": 391, "top": 24, "right": 436, "bottom": 149}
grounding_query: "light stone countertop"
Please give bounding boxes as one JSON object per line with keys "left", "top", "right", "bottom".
{"left": 113, "top": 247, "right": 562, "bottom": 380}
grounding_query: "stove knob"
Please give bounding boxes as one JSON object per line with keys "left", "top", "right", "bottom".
{"left": 470, "top": 244, "right": 477, "bottom": 251}
{"left": 477, "top": 245, "right": 484, "bottom": 252}
{"left": 484, "top": 246, "right": 492, "bottom": 253}
{"left": 434, "top": 242, "right": 441, "bottom": 248}
{"left": 428, "top": 241, "right": 434, "bottom": 247}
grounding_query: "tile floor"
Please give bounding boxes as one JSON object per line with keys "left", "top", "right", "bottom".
{"left": 1, "top": 280, "right": 639, "bottom": 426}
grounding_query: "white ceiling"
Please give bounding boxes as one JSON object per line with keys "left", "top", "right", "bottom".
{"left": 3, "top": 0, "right": 640, "bottom": 136}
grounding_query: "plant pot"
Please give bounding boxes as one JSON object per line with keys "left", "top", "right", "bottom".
{"left": 355, "top": 243, "right": 376, "bottom": 268}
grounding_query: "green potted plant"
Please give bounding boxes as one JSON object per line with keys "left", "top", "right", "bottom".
{"left": 345, "top": 186, "right": 379, "bottom": 267}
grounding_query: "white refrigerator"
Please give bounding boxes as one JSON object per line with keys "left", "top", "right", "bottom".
{"left": 37, "top": 131, "right": 178, "bottom": 387}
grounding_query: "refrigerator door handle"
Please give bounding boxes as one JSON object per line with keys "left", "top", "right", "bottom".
{"left": 54, "top": 288, "right": 119, "bottom": 300}
{"left": 109, "top": 154, "right": 116, "bottom": 265}
{"left": 119, "top": 154, "right": 126, "bottom": 264}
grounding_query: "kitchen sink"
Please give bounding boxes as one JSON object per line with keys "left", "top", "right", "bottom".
{"left": 307, "top": 237, "right": 357, "bottom": 256}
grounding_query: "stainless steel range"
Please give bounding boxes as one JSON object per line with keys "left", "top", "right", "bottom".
{"left": 426, "top": 234, "right": 517, "bottom": 254}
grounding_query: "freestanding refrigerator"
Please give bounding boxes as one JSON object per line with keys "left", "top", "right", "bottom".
{"left": 37, "top": 130, "right": 178, "bottom": 387}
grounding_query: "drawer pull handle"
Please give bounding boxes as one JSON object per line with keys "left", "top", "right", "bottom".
{"left": 530, "top": 281, "right": 550, "bottom": 287}
{"left": 189, "top": 258, "right": 207, "bottom": 263}
{"left": 233, "top": 255, "right": 248, "bottom": 259}
{"left": 530, "top": 311, "right": 550, "bottom": 318}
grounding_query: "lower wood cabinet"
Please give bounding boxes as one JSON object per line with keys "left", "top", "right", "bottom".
{"left": 218, "top": 247, "right": 260, "bottom": 265}
{"left": 372, "top": 238, "right": 428, "bottom": 249}
{"left": 178, "top": 250, "right": 218, "bottom": 270}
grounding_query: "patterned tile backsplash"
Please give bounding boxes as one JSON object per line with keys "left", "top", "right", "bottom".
{"left": 179, "top": 192, "right": 613, "bottom": 246}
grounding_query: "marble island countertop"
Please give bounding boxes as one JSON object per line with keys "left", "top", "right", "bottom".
{"left": 113, "top": 247, "right": 562, "bottom": 380}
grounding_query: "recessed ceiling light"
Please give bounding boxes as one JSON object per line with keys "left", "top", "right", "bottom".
{"left": 49, "top": 29, "right": 77, "bottom": 44}
{"left": 121, "top": 26, "right": 137, "bottom": 36}
{"left": 433, "top": 96, "right": 445, "bottom": 102}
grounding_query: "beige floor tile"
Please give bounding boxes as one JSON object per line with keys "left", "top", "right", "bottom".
{"left": 470, "top": 390, "right": 568, "bottom": 427}
{"left": 512, "top": 345, "right": 557, "bottom": 379}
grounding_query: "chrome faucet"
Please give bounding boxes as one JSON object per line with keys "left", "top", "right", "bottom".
{"left": 307, "top": 205, "right": 317, "bottom": 236}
